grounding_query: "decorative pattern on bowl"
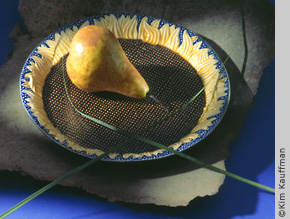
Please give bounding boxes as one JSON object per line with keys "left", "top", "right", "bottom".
{"left": 20, "top": 13, "right": 230, "bottom": 161}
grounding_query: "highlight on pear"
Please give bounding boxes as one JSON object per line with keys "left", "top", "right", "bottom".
{"left": 66, "top": 25, "right": 149, "bottom": 99}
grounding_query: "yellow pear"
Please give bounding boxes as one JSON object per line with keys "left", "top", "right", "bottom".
{"left": 66, "top": 25, "right": 149, "bottom": 98}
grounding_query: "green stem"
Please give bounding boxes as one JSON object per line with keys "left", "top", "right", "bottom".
{"left": 0, "top": 137, "right": 132, "bottom": 219}
{"left": 61, "top": 52, "right": 274, "bottom": 193}
{"left": 70, "top": 101, "right": 276, "bottom": 194}
{"left": 127, "top": 133, "right": 275, "bottom": 193}
{"left": 62, "top": 56, "right": 274, "bottom": 193}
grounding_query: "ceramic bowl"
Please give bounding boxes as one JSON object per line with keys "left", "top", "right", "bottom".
{"left": 20, "top": 13, "right": 230, "bottom": 161}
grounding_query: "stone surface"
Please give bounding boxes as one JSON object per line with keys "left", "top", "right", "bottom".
{"left": 0, "top": 0, "right": 274, "bottom": 207}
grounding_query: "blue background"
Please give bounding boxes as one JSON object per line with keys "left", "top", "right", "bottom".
{"left": 0, "top": 0, "right": 275, "bottom": 218}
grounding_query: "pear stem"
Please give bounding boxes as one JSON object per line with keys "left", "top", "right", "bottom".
{"left": 147, "top": 93, "right": 169, "bottom": 112}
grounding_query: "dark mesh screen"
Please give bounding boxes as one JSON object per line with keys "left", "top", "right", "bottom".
{"left": 43, "top": 39, "right": 206, "bottom": 155}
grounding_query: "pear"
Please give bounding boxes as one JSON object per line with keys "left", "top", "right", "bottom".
{"left": 66, "top": 25, "right": 149, "bottom": 99}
